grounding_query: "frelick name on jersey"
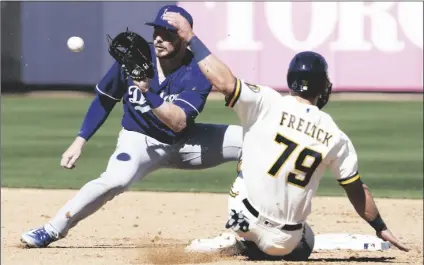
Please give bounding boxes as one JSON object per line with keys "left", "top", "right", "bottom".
{"left": 280, "top": 111, "right": 333, "bottom": 147}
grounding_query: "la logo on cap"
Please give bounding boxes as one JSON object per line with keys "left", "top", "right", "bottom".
{"left": 161, "top": 8, "right": 169, "bottom": 20}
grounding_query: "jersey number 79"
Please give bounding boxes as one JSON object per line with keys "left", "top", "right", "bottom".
{"left": 267, "top": 133, "right": 323, "bottom": 188}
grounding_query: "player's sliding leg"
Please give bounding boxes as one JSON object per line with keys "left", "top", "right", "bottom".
{"left": 185, "top": 175, "right": 314, "bottom": 260}
{"left": 20, "top": 129, "right": 170, "bottom": 248}
{"left": 225, "top": 175, "right": 315, "bottom": 261}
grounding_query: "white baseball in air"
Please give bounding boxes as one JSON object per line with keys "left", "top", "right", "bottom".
{"left": 67, "top": 36, "right": 84, "bottom": 52}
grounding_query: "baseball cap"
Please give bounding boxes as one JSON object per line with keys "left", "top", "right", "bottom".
{"left": 145, "top": 5, "right": 193, "bottom": 32}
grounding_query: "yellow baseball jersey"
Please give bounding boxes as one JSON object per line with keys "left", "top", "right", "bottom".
{"left": 225, "top": 79, "right": 360, "bottom": 224}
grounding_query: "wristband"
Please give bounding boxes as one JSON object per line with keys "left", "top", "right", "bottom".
{"left": 187, "top": 35, "right": 211, "bottom": 62}
{"left": 368, "top": 214, "right": 387, "bottom": 232}
{"left": 142, "top": 90, "right": 164, "bottom": 109}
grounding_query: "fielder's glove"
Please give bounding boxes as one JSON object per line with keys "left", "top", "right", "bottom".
{"left": 107, "top": 28, "right": 155, "bottom": 81}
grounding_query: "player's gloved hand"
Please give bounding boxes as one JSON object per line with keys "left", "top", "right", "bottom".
{"left": 162, "top": 12, "right": 194, "bottom": 42}
{"left": 377, "top": 228, "right": 409, "bottom": 252}
{"left": 132, "top": 78, "right": 150, "bottom": 93}
{"left": 60, "top": 137, "right": 86, "bottom": 169}
{"left": 106, "top": 28, "right": 154, "bottom": 81}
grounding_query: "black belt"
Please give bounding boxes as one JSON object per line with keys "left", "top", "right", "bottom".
{"left": 242, "top": 199, "right": 303, "bottom": 231}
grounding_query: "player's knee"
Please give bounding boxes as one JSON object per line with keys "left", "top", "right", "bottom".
{"left": 244, "top": 223, "right": 315, "bottom": 261}
{"left": 282, "top": 223, "right": 315, "bottom": 261}
{"left": 98, "top": 171, "right": 135, "bottom": 192}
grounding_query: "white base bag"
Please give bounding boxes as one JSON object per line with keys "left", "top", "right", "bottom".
{"left": 185, "top": 233, "right": 391, "bottom": 254}
{"left": 313, "top": 233, "right": 391, "bottom": 252}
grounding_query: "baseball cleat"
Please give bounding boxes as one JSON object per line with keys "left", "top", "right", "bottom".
{"left": 20, "top": 225, "right": 60, "bottom": 248}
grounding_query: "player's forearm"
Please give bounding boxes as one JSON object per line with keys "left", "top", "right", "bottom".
{"left": 197, "top": 54, "right": 236, "bottom": 97}
{"left": 343, "top": 180, "right": 387, "bottom": 231}
{"left": 188, "top": 35, "right": 236, "bottom": 97}
{"left": 72, "top": 136, "right": 87, "bottom": 148}
{"left": 345, "top": 182, "right": 379, "bottom": 220}
{"left": 151, "top": 102, "right": 187, "bottom": 132}
{"left": 142, "top": 90, "right": 187, "bottom": 132}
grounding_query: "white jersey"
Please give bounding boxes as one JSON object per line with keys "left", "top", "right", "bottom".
{"left": 225, "top": 79, "right": 360, "bottom": 224}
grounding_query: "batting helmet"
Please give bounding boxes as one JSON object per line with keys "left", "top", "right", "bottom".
{"left": 287, "top": 51, "right": 333, "bottom": 109}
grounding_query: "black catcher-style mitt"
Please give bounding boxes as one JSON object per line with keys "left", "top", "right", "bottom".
{"left": 107, "top": 28, "right": 154, "bottom": 81}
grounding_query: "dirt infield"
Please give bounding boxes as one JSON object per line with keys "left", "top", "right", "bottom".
{"left": 2, "top": 188, "right": 423, "bottom": 265}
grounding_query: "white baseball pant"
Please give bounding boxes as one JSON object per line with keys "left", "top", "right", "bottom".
{"left": 227, "top": 175, "right": 310, "bottom": 257}
{"left": 48, "top": 123, "right": 243, "bottom": 236}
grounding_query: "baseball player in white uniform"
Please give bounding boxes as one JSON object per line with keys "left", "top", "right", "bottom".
{"left": 164, "top": 12, "right": 409, "bottom": 260}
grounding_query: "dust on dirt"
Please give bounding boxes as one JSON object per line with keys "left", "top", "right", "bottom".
{"left": 144, "top": 245, "right": 226, "bottom": 265}
{"left": 2, "top": 188, "right": 423, "bottom": 265}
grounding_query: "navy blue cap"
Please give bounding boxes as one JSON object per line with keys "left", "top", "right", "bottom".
{"left": 145, "top": 5, "right": 193, "bottom": 32}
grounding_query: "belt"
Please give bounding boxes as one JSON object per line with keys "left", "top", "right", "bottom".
{"left": 242, "top": 199, "right": 303, "bottom": 231}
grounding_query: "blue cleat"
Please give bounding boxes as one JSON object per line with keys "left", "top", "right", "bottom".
{"left": 20, "top": 225, "right": 60, "bottom": 248}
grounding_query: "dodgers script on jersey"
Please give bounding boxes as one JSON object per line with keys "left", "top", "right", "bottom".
{"left": 226, "top": 79, "right": 359, "bottom": 224}
{"left": 96, "top": 46, "right": 211, "bottom": 144}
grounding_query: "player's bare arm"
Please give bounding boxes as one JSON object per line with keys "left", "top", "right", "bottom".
{"left": 108, "top": 29, "right": 193, "bottom": 133}
{"left": 341, "top": 178, "right": 409, "bottom": 252}
{"left": 60, "top": 91, "right": 119, "bottom": 169}
{"left": 164, "top": 12, "right": 236, "bottom": 98}
{"left": 133, "top": 79, "right": 187, "bottom": 132}
{"left": 60, "top": 136, "right": 86, "bottom": 169}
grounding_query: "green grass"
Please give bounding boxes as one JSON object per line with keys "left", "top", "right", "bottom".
{"left": 1, "top": 96, "right": 423, "bottom": 199}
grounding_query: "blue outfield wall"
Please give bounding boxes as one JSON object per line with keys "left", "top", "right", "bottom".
{"left": 1, "top": 1, "right": 175, "bottom": 91}
{"left": 2, "top": 2, "right": 422, "bottom": 93}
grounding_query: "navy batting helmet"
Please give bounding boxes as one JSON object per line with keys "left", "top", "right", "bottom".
{"left": 287, "top": 51, "right": 333, "bottom": 109}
